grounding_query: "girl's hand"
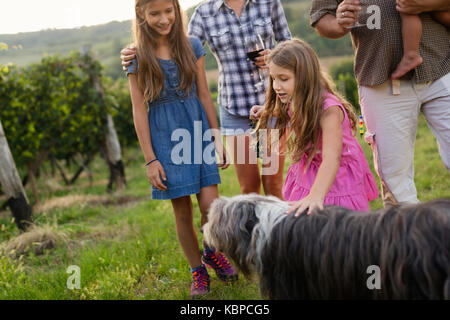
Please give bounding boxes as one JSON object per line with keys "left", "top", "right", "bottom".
{"left": 254, "top": 49, "right": 271, "bottom": 69}
{"left": 215, "top": 140, "right": 230, "bottom": 170}
{"left": 250, "top": 105, "right": 264, "bottom": 121}
{"left": 286, "top": 193, "right": 325, "bottom": 217}
{"left": 121, "top": 45, "right": 137, "bottom": 70}
{"left": 146, "top": 160, "right": 167, "bottom": 191}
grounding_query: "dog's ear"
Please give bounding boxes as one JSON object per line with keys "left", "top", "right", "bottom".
{"left": 234, "top": 201, "right": 258, "bottom": 233}
{"left": 244, "top": 208, "right": 259, "bottom": 234}
{"left": 227, "top": 200, "right": 258, "bottom": 277}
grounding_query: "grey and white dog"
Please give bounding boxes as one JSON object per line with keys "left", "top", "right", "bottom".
{"left": 203, "top": 194, "right": 450, "bottom": 299}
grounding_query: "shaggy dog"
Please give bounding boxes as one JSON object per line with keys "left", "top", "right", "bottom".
{"left": 203, "top": 194, "right": 450, "bottom": 299}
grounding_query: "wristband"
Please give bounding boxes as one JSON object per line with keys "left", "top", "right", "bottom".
{"left": 145, "top": 158, "right": 158, "bottom": 167}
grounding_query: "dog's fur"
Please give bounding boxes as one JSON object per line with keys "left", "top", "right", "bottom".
{"left": 203, "top": 194, "right": 450, "bottom": 299}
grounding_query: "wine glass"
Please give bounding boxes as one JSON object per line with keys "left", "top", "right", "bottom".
{"left": 245, "top": 33, "right": 266, "bottom": 90}
{"left": 346, "top": 1, "right": 369, "bottom": 29}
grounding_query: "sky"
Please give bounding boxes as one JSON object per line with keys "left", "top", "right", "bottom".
{"left": 0, "top": 0, "right": 203, "bottom": 35}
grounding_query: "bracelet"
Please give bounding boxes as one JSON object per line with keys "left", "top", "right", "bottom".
{"left": 145, "top": 158, "right": 158, "bottom": 167}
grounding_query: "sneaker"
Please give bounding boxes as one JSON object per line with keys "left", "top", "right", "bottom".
{"left": 190, "top": 264, "right": 210, "bottom": 298}
{"left": 202, "top": 249, "right": 239, "bottom": 283}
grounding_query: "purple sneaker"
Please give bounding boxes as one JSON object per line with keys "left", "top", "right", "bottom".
{"left": 202, "top": 249, "right": 238, "bottom": 283}
{"left": 190, "top": 264, "right": 210, "bottom": 298}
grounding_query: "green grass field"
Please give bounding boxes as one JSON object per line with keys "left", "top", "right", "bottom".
{"left": 0, "top": 114, "right": 449, "bottom": 299}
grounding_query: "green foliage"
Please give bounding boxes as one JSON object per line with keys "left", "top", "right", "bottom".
{"left": 0, "top": 64, "right": 40, "bottom": 165}
{"left": 0, "top": 53, "right": 110, "bottom": 168}
{"left": 282, "top": 1, "right": 354, "bottom": 58}
{"left": 330, "top": 59, "right": 354, "bottom": 78}
{"left": 329, "top": 59, "right": 360, "bottom": 112}
{"left": 104, "top": 77, "right": 138, "bottom": 149}
{"left": 337, "top": 73, "right": 360, "bottom": 111}
{"left": 0, "top": 21, "right": 132, "bottom": 79}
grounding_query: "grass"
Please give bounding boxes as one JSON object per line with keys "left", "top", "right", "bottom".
{"left": 0, "top": 114, "right": 449, "bottom": 299}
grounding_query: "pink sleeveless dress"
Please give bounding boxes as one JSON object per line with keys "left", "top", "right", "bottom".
{"left": 282, "top": 92, "right": 379, "bottom": 211}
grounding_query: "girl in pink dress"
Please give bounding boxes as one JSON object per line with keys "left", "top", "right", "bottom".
{"left": 250, "top": 38, "right": 378, "bottom": 215}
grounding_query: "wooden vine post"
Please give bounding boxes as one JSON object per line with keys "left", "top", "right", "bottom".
{"left": 0, "top": 120, "right": 33, "bottom": 231}
{"left": 81, "top": 46, "right": 126, "bottom": 192}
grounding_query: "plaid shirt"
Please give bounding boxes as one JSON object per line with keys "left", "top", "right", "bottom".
{"left": 188, "top": 0, "right": 291, "bottom": 116}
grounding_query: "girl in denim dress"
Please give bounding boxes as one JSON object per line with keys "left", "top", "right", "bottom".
{"left": 123, "top": 0, "right": 292, "bottom": 201}
{"left": 127, "top": 0, "right": 238, "bottom": 298}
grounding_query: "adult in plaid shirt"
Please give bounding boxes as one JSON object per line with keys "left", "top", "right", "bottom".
{"left": 188, "top": 0, "right": 291, "bottom": 198}
{"left": 122, "top": 0, "right": 291, "bottom": 198}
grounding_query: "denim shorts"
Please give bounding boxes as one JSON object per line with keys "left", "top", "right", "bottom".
{"left": 219, "top": 106, "right": 253, "bottom": 136}
{"left": 219, "top": 106, "right": 282, "bottom": 136}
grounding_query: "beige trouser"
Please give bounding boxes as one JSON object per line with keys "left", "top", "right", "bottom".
{"left": 358, "top": 73, "right": 450, "bottom": 205}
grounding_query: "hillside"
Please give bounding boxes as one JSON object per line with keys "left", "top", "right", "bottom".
{"left": 0, "top": 21, "right": 133, "bottom": 79}
{"left": 0, "top": 0, "right": 353, "bottom": 79}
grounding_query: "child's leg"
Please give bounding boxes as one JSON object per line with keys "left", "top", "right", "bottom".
{"left": 171, "top": 196, "right": 202, "bottom": 269}
{"left": 261, "top": 134, "right": 286, "bottom": 199}
{"left": 392, "top": 13, "right": 423, "bottom": 80}
{"left": 432, "top": 10, "right": 450, "bottom": 27}
{"left": 196, "top": 184, "right": 219, "bottom": 229}
{"left": 225, "top": 134, "right": 262, "bottom": 194}
{"left": 196, "top": 185, "right": 239, "bottom": 282}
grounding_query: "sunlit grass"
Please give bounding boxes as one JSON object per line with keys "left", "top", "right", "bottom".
{"left": 0, "top": 114, "right": 448, "bottom": 299}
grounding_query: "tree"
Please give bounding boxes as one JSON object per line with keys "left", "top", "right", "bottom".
{"left": 0, "top": 120, "right": 33, "bottom": 231}
{"left": 80, "top": 48, "right": 126, "bottom": 192}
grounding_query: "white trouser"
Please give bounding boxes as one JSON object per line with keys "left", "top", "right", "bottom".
{"left": 358, "top": 72, "right": 450, "bottom": 205}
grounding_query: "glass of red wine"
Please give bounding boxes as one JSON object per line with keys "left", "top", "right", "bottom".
{"left": 245, "top": 33, "right": 266, "bottom": 90}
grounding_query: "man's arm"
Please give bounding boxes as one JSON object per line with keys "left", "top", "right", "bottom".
{"left": 314, "top": 14, "right": 350, "bottom": 39}
{"left": 311, "top": 0, "right": 361, "bottom": 39}
{"left": 396, "top": 0, "right": 450, "bottom": 14}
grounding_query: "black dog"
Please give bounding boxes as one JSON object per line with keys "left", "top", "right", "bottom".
{"left": 204, "top": 194, "right": 450, "bottom": 299}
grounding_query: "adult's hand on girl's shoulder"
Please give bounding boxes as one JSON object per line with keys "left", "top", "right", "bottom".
{"left": 254, "top": 49, "right": 271, "bottom": 69}
{"left": 146, "top": 161, "right": 168, "bottom": 191}
{"left": 121, "top": 45, "right": 137, "bottom": 70}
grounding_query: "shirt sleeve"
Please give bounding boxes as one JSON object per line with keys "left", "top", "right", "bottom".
{"left": 188, "top": 9, "right": 206, "bottom": 44}
{"left": 271, "top": 0, "right": 292, "bottom": 42}
{"left": 126, "top": 57, "right": 138, "bottom": 76}
{"left": 323, "top": 92, "right": 344, "bottom": 110}
{"left": 190, "top": 36, "right": 206, "bottom": 60}
{"left": 310, "top": 0, "right": 340, "bottom": 27}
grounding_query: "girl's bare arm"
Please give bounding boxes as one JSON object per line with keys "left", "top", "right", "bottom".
{"left": 195, "top": 56, "right": 229, "bottom": 169}
{"left": 309, "top": 106, "right": 344, "bottom": 200}
{"left": 128, "top": 74, "right": 167, "bottom": 190}
{"left": 195, "top": 56, "right": 219, "bottom": 131}
{"left": 128, "top": 75, "right": 155, "bottom": 162}
{"left": 286, "top": 106, "right": 343, "bottom": 216}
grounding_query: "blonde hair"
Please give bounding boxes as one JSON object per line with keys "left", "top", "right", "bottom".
{"left": 133, "top": 0, "right": 197, "bottom": 102}
{"left": 256, "top": 38, "right": 357, "bottom": 168}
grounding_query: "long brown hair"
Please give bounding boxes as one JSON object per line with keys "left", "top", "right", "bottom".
{"left": 256, "top": 38, "right": 357, "bottom": 168}
{"left": 133, "top": 0, "right": 197, "bottom": 102}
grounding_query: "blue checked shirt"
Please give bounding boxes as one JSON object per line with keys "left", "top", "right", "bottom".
{"left": 188, "top": 0, "right": 291, "bottom": 117}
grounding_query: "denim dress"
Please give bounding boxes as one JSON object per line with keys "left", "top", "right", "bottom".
{"left": 127, "top": 37, "right": 221, "bottom": 199}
